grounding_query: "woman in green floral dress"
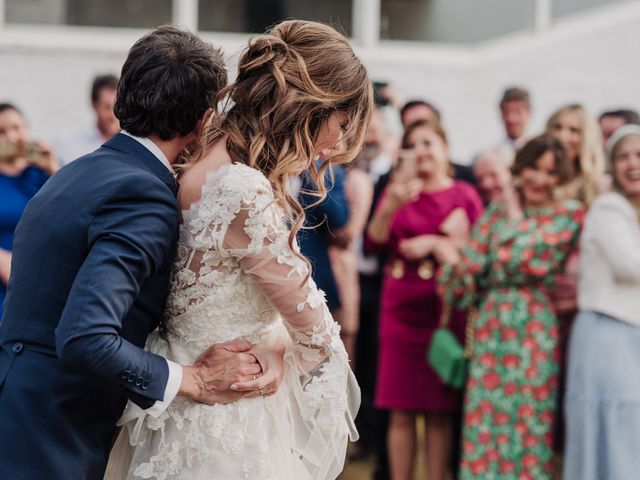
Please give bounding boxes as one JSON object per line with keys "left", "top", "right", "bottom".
{"left": 438, "top": 135, "right": 584, "bottom": 479}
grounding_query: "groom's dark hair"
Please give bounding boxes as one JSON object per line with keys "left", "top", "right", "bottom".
{"left": 115, "top": 25, "right": 227, "bottom": 141}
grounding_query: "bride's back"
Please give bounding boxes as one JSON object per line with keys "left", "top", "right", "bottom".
{"left": 167, "top": 157, "right": 285, "bottom": 353}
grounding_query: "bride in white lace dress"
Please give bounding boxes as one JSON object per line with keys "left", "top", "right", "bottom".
{"left": 105, "top": 20, "right": 373, "bottom": 480}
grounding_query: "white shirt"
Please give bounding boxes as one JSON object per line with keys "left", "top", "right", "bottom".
{"left": 579, "top": 192, "right": 640, "bottom": 326}
{"left": 497, "top": 135, "right": 529, "bottom": 154}
{"left": 53, "top": 125, "right": 112, "bottom": 166}
{"left": 121, "top": 131, "right": 183, "bottom": 416}
{"left": 357, "top": 152, "right": 392, "bottom": 275}
{"left": 121, "top": 131, "right": 172, "bottom": 172}
{"left": 367, "top": 152, "right": 392, "bottom": 185}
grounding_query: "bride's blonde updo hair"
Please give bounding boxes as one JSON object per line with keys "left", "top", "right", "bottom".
{"left": 196, "top": 19, "right": 373, "bottom": 252}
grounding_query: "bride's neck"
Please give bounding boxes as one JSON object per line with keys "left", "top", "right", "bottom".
{"left": 199, "top": 137, "right": 233, "bottom": 169}
{"left": 177, "top": 138, "right": 232, "bottom": 194}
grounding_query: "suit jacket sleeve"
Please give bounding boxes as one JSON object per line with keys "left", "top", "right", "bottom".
{"left": 54, "top": 175, "right": 179, "bottom": 409}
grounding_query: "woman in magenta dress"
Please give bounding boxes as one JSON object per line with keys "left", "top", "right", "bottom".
{"left": 368, "top": 119, "right": 483, "bottom": 480}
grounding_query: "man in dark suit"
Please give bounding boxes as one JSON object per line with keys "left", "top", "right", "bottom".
{"left": 0, "top": 27, "right": 279, "bottom": 479}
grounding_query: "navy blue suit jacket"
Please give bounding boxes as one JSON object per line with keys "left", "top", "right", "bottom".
{"left": 0, "top": 134, "right": 180, "bottom": 479}
{"left": 298, "top": 165, "right": 349, "bottom": 311}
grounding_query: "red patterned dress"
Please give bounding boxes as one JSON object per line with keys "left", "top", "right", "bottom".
{"left": 439, "top": 200, "right": 583, "bottom": 479}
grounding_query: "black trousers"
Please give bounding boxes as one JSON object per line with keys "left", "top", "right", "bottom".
{"left": 354, "top": 274, "right": 389, "bottom": 479}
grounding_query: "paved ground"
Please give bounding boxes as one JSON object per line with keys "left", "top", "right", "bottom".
{"left": 339, "top": 419, "right": 428, "bottom": 480}
{"left": 338, "top": 416, "right": 566, "bottom": 480}
{"left": 338, "top": 455, "right": 375, "bottom": 480}
{"left": 339, "top": 452, "right": 428, "bottom": 480}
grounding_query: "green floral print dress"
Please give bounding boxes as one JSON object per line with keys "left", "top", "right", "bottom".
{"left": 439, "top": 200, "right": 584, "bottom": 480}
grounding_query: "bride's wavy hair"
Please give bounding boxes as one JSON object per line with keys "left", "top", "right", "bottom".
{"left": 185, "top": 19, "right": 372, "bottom": 263}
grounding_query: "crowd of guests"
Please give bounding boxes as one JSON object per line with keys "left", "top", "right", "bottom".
{"left": 1, "top": 76, "right": 640, "bottom": 480}
{"left": 295, "top": 85, "right": 640, "bottom": 480}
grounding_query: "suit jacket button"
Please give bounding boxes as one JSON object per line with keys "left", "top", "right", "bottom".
{"left": 141, "top": 380, "right": 150, "bottom": 390}
{"left": 120, "top": 370, "right": 130, "bottom": 380}
{"left": 135, "top": 377, "right": 143, "bottom": 386}
{"left": 12, "top": 343, "right": 23, "bottom": 354}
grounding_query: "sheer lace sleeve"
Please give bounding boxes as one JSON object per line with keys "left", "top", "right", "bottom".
{"left": 221, "top": 165, "right": 359, "bottom": 479}
{"left": 222, "top": 177, "right": 342, "bottom": 358}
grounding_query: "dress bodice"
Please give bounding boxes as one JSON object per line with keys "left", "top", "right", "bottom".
{"left": 385, "top": 181, "right": 483, "bottom": 258}
{"left": 478, "top": 202, "right": 582, "bottom": 291}
{"left": 163, "top": 163, "right": 326, "bottom": 352}
{"left": 440, "top": 200, "right": 584, "bottom": 310}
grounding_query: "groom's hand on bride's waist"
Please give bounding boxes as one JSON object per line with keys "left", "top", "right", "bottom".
{"left": 177, "top": 339, "right": 263, "bottom": 404}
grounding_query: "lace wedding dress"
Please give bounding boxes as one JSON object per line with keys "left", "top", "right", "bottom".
{"left": 105, "top": 163, "right": 360, "bottom": 480}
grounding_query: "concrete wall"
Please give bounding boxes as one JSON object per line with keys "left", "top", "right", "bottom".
{"left": 1, "top": 1, "right": 639, "bottom": 162}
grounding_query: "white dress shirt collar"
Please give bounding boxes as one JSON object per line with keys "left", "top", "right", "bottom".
{"left": 370, "top": 152, "right": 392, "bottom": 177}
{"left": 121, "top": 131, "right": 172, "bottom": 173}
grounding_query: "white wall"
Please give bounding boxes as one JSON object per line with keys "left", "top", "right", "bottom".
{"left": 0, "top": 46, "right": 125, "bottom": 139}
{"left": 1, "top": 1, "right": 639, "bottom": 163}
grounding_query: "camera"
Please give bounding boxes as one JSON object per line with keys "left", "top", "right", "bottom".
{"left": 0, "top": 140, "right": 45, "bottom": 165}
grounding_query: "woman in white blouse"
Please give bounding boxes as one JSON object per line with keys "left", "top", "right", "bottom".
{"left": 564, "top": 125, "right": 640, "bottom": 480}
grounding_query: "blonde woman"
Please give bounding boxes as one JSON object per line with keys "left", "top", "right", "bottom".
{"left": 546, "top": 104, "right": 606, "bottom": 207}
{"left": 565, "top": 125, "right": 640, "bottom": 479}
{"left": 545, "top": 104, "right": 604, "bottom": 312}
{"left": 545, "top": 104, "right": 606, "bottom": 451}
{"left": 107, "top": 20, "right": 373, "bottom": 480}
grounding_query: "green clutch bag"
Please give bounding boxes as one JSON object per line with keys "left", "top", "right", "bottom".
{"left": 427, "top": 327, "right": 467, "bottom": 389}
{"left": 427, "top": 299, "right": 476, "bottom": 390}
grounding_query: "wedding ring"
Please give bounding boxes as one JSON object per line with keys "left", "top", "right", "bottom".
{"left": 259, "top": 388, "right": 264, "bottom": 397}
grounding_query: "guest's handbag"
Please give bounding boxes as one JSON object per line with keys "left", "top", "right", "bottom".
{"left": 427, "top": 298, "right": 475, "bottom": 390}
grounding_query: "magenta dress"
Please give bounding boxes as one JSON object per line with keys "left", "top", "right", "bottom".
{"left": 374, "top": 181, "right": 483, "bottom": 411}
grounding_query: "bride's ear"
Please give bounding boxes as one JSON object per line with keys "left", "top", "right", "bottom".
{"left": 195, "top": 108, "right": 215, "bottom": 137}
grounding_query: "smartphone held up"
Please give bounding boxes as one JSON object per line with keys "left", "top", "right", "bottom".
{"left": 0, "top": 140, "right": 52, "bottom": 170}
{"left": 394, "top": 149, "right": 418, "bottom": 183}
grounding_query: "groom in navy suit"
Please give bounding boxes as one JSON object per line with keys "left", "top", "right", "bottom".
{"left": 0, "top": 27, "right": 278, "bottom": 479}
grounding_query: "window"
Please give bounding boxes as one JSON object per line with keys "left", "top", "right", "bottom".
{"left": 6, "top": 0, "right": 172, "bottom": 28}
{"left": 552, "top": 0, "right": 631, "bottom": 19}
{"left": 198, "top": 0, "right": 352, "bottom": 36}
{"left": 3, "top": 0, "right": 634, "bottom": 45}
{"left": 381, "top": 0, "right": 533, "bottom": 43}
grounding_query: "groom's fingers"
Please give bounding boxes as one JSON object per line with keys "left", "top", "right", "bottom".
{"left": 221, "top": 339, "right": 254, "bottom": 353}
{"left": 240, "top": 363, "right": 263, "bottom": 376}
{"left": 235, "top": 352, "right": 259, "bottom": 365}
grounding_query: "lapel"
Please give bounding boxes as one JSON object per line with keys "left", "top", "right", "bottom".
{"left": 102, "top": 133, "right": 178, "bottom": 195}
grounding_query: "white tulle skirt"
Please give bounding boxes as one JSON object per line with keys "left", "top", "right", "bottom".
{"left": 104, "top": 323, "right": 359, "bottom": 480}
